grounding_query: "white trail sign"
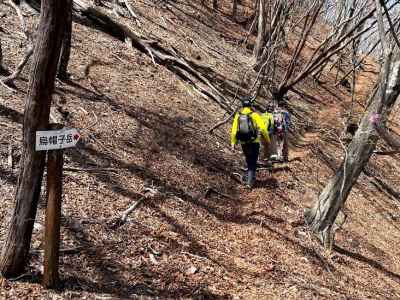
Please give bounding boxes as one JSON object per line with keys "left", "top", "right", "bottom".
{"left": 36, "top": 128, "right": 80, "bottom": 151}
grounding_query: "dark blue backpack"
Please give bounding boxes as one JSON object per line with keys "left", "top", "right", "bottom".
{"left": 236, "top": 112, "right": 257, "bottom": 142}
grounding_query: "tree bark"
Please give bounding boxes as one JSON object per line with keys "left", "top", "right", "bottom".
{"left": 57, "top": 0, "right": 73, "bottom": 80}
{"left": 305, "top": 53, "right": 400, "bottom": 248}
{"left": 0, "top": 37, "right": 8, "bottom": 76}
{"left": 0, "top": 0, "right": 69, "bottom": 278}
{"left": 0, "top": 37, "right": 3, "bottom": 73}
{"left": 375, "top": 125, "right": 400, "bottom": 150}
{"left": 232, "top": 0, "right": 238, "bottom": 20}
{"left": 253, "top": 0, "right": 268, "bottom": 61}
{"left": 43, "top": 146, "right": 64, "bottom": 288}
{"left": 213, "top": 0, "right": 218, "bottom": 11}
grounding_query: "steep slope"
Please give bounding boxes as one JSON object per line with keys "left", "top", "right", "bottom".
{"left": 1, "top": 0, "right": 400, "bottom": 299}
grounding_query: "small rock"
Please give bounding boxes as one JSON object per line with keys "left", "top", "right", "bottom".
{"left": 33, "top": 222, "right": 44, "bottom": 232}
{"left": 185, "top": 266, "right": 198, "bottom": 275}
{"left": 294, "top": 229, "right": 307, "bottom": 238}
{"left": 300, "top": 257, "right": 309, "bottom": 263}
{"left": 149, "top": 253, "right": 159, "bottom": 265}
{"left": 288, "top": 218, "right": 305, "bottom": 227}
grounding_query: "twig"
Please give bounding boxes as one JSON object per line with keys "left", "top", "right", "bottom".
{"left": 7, "top": 144, "right": 13, "bottom": 169}
{"left": 1, "top": 0, "right": 34, "bottom": 87}
{"left": 8, "top": 273, "right": 33, "bottom": 282}
{"left": 231, "top": 172, "right": 243, "bottom": 183}
{"left": 119, "top": 196, "right": 145, "bottom": 223}
{"left": 202, "top": 187, "right": 236, "bottom": 201}
{"left": 209, "top": 110, "right": 237, "bottom": 134}
{"left": 0, "top": 79, "right": 16, "bottom": 92}
{"left": 30, "top": 247, "right": 85, "bottom": 255}
{"left": 182, "top": 251, "right": 208, "bottom": 261}
{"left": 110, "top": 187, "right": 158, "bottom": 228}
{"left": 80, "top": 111, "right": 99, "bottom": 132}
{"left": 122, "top": 0, "right": 141, "bottom": 27}
{"left": 373, "top": 150, "right": 400, "bottom": 155}
{"left": 64, "top": 167, "right": 119, "bottom": 173}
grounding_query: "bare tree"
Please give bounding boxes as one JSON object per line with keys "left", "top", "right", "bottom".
{"left": 0, "top": 37, "right": 4, "bottom": 75}
{"left": 253, "top": 0, "right": 268, "bottom": 61}
{"left": 213, "top": 0, "right": 218, "bottom": 11}
{"left": 251, "top": 0, "right": 397, "bottom": 106}
{"left": 232, "top": 0, "right": 238, "bottom": 20}
{"left": 304, "top": 1, "right": 400, "bottom": 249}
{"left": 0, "top": 0, "right": 71, "bottom": 278}
{"left": 57, "top": 0, "right": 73, "bottom": 80}
{"left": 304, "top": 52, "right": 400, "bottom": 248}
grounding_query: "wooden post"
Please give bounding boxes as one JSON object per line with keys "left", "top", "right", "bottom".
{"left": 43, "top": 124, "right": 64, "bottom": 289}
{"left": 0, "top": 0, "right": 69, "bottom": 278}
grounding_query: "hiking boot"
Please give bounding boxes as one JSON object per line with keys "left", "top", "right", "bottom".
{"left": 247, "top": 170, "right": 256, "bottom": 189}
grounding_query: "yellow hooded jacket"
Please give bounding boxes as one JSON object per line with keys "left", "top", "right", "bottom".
{"left": 261, "top": 112, "right": 274, "bottom": 134}
{"left": 231, "top": 107, "right": 270, "bottom": 146}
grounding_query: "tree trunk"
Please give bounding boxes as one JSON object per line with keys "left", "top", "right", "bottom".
{"left": 57, "top": 0, "right": 73, "bottom": 80}
{"left": 0, "top": 0, "right": 69, "bottom": 278}
{"left": 0, "top": 37, "right": 2, "bottom": 68}
{"left": 0, "top": 37, "right": 5, "bottom": 75}
{"left": 375, "top": 124, "right": 400, "bottom": 150}
{"left": 253, "top": 0, "right": 268, "bottom": 61}
{"left": 213, "top": 0, "right": 217, "bottom": 11}
{"left": 232, "top": 0, "right": 238, "bottom": 20}
{"left": 305, "top": 53, "right": 400, "bottom": 248}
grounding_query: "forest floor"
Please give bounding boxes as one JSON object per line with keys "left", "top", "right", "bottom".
{"left": 2, "top": 0, "right": 400, "bottom": 299}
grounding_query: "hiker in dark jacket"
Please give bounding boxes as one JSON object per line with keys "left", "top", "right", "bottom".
{"left": 231, "top": 98, "right": 270, "bottom": 188}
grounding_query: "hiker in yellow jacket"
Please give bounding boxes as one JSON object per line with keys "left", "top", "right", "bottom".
{"left": 231, "top": 98, "right": 270, "bottom": 188}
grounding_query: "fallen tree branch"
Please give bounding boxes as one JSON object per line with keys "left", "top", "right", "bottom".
{"left": 0, "top": 0, "right": 34, "bottom": 87}
{"left": 24, "top": 0, "right": 233, "bottom": 112}
{"left": 64, "top": 167, "right": 119, "bottom": 173}
{"left": 119, "top": 196, "right": 145, "bottom": 223}
{"left": 202, "top": 186, "right": 236, "bottom": 201}
{"left": 30, "top": 247, "right": 85, "bottom": 255}
{"left": 209, "top": 110, "right": 237, "bottom": 134}
{"left": 122, "top": 0, "right": 141, "bottom": 27}
{"left": 1, "top": 45, "right": 34, "bottom": 85}
{"left": 373, "top": 150, "right": 400, "bottom": 156}
{"left": 109, "top": 186, "right": 158, "bottom": 229}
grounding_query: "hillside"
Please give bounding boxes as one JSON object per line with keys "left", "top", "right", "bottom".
{"left": 1, "top": 0, "right": 400, "bottom": 299}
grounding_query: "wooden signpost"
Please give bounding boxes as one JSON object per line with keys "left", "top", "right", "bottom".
{"left": 36, "top": 124, "right": 80, "bottom": 288}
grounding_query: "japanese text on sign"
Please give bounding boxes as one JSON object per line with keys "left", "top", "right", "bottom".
{"left": 36, "top": 128, "right": 80, "bottom": 151}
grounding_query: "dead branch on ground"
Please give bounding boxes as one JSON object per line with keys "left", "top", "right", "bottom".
{"left": 24, "top": 0, "right": 234, "bottom": 112}
{"left": 201, "top": 186, "right": 236, "bottom": 201}
{"left": 1, "top": 0, "right": 34, "bottom": 88}
{"left": 110, "top": 186, "right": 158, "bottom": 229}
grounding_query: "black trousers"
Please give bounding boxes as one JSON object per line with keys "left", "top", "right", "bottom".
{"left": 241, "top": 142, "right": 260, "bottom": 186}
